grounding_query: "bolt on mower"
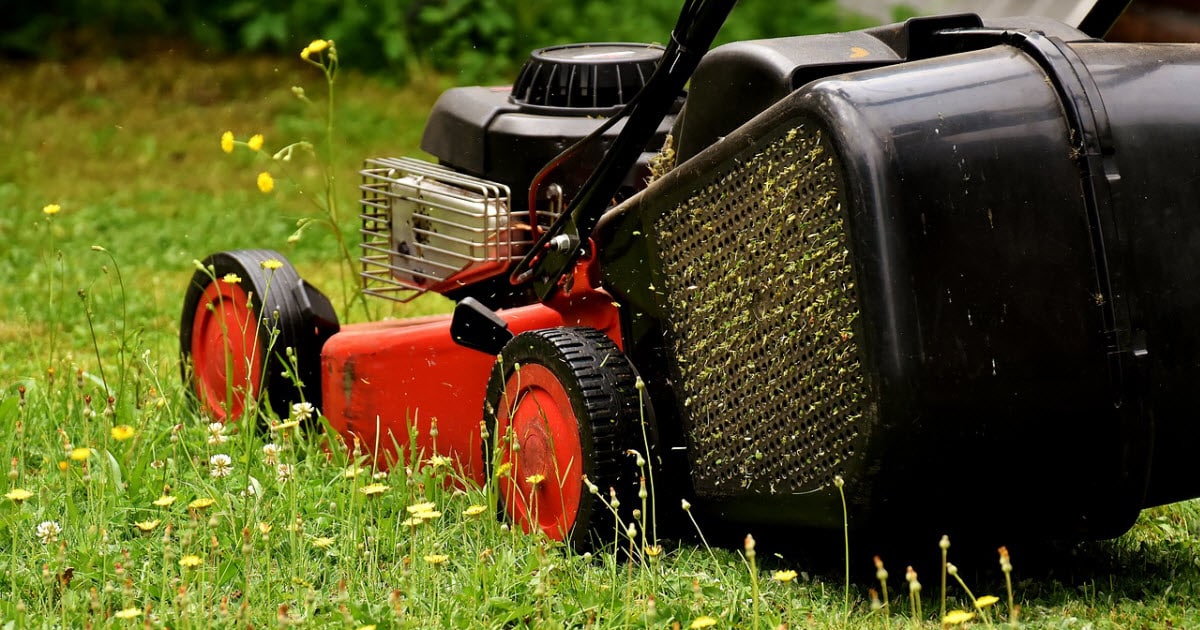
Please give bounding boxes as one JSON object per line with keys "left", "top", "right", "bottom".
{"left": 181, "top": 0, "right": 1200, "bottom": 549}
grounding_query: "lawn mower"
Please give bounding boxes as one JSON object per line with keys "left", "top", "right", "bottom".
{"left": 181, "top": 0, "right": 1200, "bottom": 548}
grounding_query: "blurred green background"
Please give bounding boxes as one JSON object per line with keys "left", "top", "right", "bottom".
{"left": 1, "top": 0, "right": 892, "bottom": 83}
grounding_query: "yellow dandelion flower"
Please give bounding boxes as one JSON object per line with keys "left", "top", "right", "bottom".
{"left": 153, "top": 495, "right": 177, "bottom": 507}
{"left": 257, "top": 171, "right": 275, "bottom": 194}
{"left": 356, "top": 626, "right": 377, "bottom": 630}
{"left": 974, "top": 595, "right": 1000, "bottom": 609}
{"left": 57, "top": 461, "right": 68, "bottom": 472}
{"left": 110, "top": 424, "right": 136, "bottom": 441}
{"left": 257, "top": 522, "right": 273, "bottom": 535}
{"left": 220, "top": 131, "right": 234, "bottom": 154}
{"left": 133, "top": 519, "right": 161, "bottom": 532}
{"left": 5, "top": 488, "right": 33, "bottom": 503}
{"left": 311, "top": 536, "right": 336, "bottom": 549}
{"left": 423, "top": 554, "right": 449, "bottom": 566}
{"left": 358, "top": 483, "right": 389, "bottom": 497}
{"left": 179, "top": 554, "right": 203, "bottom": 568}
{"left": 247, "top": 134, "right": 264, "bottom": 151}
{"left": 495, "top": 462, "right": 513, "bottom": 477}
{"left": 42, "top": 203, "right": 62, "bottom": 216}
{"left": 463, "top": 504, "right": 487, "bottom": 517}
{"left": 113, "top": 607, "right": 142, "bottom": 619}
{"left": 645, "top": 544, "right": 663, "bottom": 558}
{"left": 773, "top": 569, "right": 798, "bottom": 583}
{"left": 525, "top": 473, "right": 546, "bottom": 486}
{"left": 401, "top": 517, "right": 424, "bottom": 527}
{"left": 221, "top": 273, "right": 242, "bottom": 284}
{"left": 68, "top": 447, "right": 91, "bottom": 461}
{"left": 188, "top": 497, "right": 215, "bottom": 510}
{"left": 942, "top": 610, "right": 976, "bottom": 625}
{"left": 689, "top": 616, "right": 718, "bottom": 629}
{"left": 413, "top": 509, "right": 442, "bottom": 520}
{"left": 407, "top": 501, "right": 437, "bottom": 514}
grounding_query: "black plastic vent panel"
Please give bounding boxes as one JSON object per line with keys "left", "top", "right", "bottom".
{"left": 654, "top": 125, "right": 866, "bottom": 495}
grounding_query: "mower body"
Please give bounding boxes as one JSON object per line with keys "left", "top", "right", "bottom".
{"left": 187, "top": 10, "right": 1200, "bottom": 542}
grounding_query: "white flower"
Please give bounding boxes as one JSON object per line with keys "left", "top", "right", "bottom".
{"left": 262, "top": 443, "right": 282, "bottom": 466}
{"left": 290, "top": 402, "right": 315, "bottom": 423}
{"left": 36, "top": 520, "right": 62, "bottom": 544}
{"left": 372, "top": 470, "right": 388, "bottom": 480}
{"left": 209, "top": 454, "right": 233, "bottom": 478}
{"left": 276, "top": 463, "right": 294, "bottom": 484}
{"left": 207, "top": 422, "right": 228, "bottom": 445}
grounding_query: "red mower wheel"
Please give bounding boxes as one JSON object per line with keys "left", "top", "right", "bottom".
{"left": 484, "top": 327, "right": 644, "bottom": 550}
{"left": 180, "top": 250, "right": 338, "bottom": 425}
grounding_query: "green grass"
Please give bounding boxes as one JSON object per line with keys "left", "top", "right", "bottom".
{"left": 3, "top": 50, "right": 1200, "bottom": 628}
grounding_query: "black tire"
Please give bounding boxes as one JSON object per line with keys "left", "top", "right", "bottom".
{"left": 180, "top": 250, "right": 338, "bottom": 424}
{"left": 483, "top": 327, "right": 646, "bottom": 552}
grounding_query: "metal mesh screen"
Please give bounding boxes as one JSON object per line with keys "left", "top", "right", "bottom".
{"left": 655, "top": 125, "right": 866, "bottom": 494}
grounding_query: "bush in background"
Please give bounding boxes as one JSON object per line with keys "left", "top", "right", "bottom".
{"left": 2, "top": 0, "right": 880, "bottom": 82}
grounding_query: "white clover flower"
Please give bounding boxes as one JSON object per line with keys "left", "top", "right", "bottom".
{"left": 36, "top": 520, "right": 62, "bottom": 544}
{"left": 209, "top": 453, "right": 233, "bottom": 478}
{"left": 276, "top": 463, "right": 294, "bottom": 484}
{"left": 290, "top": 402, "right": 315, "bottom": 423}
{"left": 262, "top": 443, "right": 281, "bottom": 466}
{"left": 207, "top": 422, "right": 228, "bottom": 445}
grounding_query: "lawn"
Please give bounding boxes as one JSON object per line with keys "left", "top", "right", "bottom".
{"left": 2, "top": 45, "right": 1200, "bottom": 628}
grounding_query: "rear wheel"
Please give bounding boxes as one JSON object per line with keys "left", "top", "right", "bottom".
{"left": 180, "top": 250, "right": 338, "bottom": 424}
{"left": 483, "top": 327, "right": 645, "bottom": 550}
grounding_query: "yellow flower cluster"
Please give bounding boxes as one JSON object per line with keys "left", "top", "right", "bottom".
{"left": 300, "top": 39, "right": 331, "bottom": 61}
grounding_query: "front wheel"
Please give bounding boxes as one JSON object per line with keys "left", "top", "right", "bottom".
{"left": 483, "top": 327, "right": 646, "bottom": 550}
{"left": 179, "top": 250, "right": 338, "bottom": 424}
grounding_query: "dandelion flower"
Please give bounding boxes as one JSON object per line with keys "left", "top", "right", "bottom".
{"left": 942, "top": 610, "right": 975, "bottom": 625}
{"left": 407, "top": 501, "right": 437, "bottom": 514}
{"left": 423, "top": 554, "right": 449, "bottom": 566}
{"left": 495, "top": 462, "right": 513, "bottom": 478}
{"left": 5, "top": 488, "right": 33, "bottom": 503}
{"left": 689, "top": 616, "right": 718, "bottom": 629}
{"left": 247, "top": 134, "right": 264, "bottom": 151}
{"left": 275, "top": 463, "right": 294, "bottom": 484}
{"left": 257, "top": 522, "right": 273, "bottom": 535}
{"left": 68, "top": 447, "right": 91, "bottom": 462}
{"left": 221, "top": 273, "right": 242, "bottom": 285}
{"left": 311, "top": 536, "right": 335, "bottom": 549}
{"left": 188, "top": 497, "right": 215, "bottom": 510}
{"left": 257, "top": 171, "right": 275, "bottom": 194}
{"left": 57, "top": 461, "right": 68, "bottom": 472}
{"left": 413, "top": 509, "right": 442, "bottom": 520}
{"left": 209, "top": 454, "right": 233, "bottom": 478}
{"left": 262, "top": 443, "right": 281, "bottom": 465}
{"left": 207, "top": 422, "right": 227, "bottom": 445}
{"left": 463, "top": 504, "right": 487, "bottom": 517}
{"left": 111, "top": 424, "right": 136, "bottom": 441}
{"left": 342, "top": 465, "right": 364, "bottom": 478}
{"left": 220, "top": 131, "right": 234, "bottom": 154}
{"left": 401, "top": 517, "right": 424, "bottom": 527}
{"left": 153, "top": 495, "right": 177, "bottom": 508}
{"left": 358, "top": 483, "right": 388, "bottom": 497}
{"left": 427, "top": 455, "right": 451, "bottom": 468}
{"left": 43, "top": 203, "right": 62, "bottom": 216}
{"left": 525, "top": 473, "right": 546, "bottom": 487}
{"left": 114, "top": 607, "right": 142, "bottom": 619}
{"left": 35, "top": 520, "right": 62, "bottom": 544}
{"left": 773, "top": 569, "right": 798, "bottom": 583}
{"left": 356, "top": 626, "right": 376, "bottom": 630}
{"left": 179, "top": 554, "right": 203, "bottom": 568}
{"left": 133, "top": 519, "right": 160, "bottom": 533}
{"left": 291, "top": 401, "right": 315, "bottom": 422}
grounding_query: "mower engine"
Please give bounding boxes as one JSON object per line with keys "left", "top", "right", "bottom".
{"left": 182, "top": 3, "right": 1200, "bottom": 548}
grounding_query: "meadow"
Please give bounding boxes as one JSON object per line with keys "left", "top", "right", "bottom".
{"left": 3, "top": 40, "right": 1200, "bottom": 628}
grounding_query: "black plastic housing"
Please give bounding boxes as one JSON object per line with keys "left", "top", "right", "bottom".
{"left": 596, "top": 22, "right": 1200, "bottom": 540}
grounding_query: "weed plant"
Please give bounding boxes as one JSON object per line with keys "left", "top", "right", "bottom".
{"left": 3, "top": 30, "right": 1200, "bottom": 630}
